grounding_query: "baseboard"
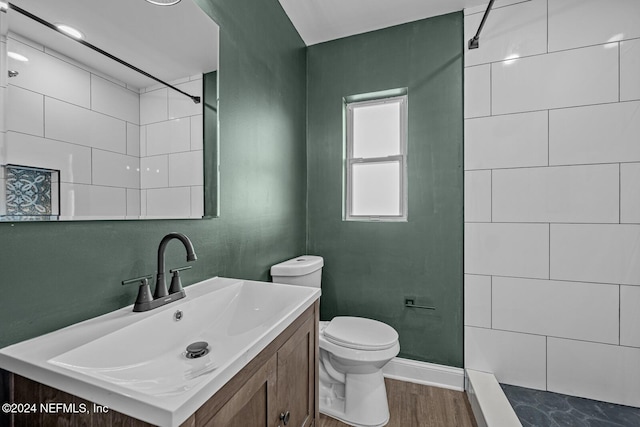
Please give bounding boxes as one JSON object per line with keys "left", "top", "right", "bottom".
{"left": 465, "top": 369, "right": 522, "bottom": 427}
{"left": 382, "top": 357, "right": 465, "bottom": 391}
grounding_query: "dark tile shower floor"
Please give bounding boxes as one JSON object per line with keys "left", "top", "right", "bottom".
{"left": 501, "top": 384, "right": 640, "bottom": 427}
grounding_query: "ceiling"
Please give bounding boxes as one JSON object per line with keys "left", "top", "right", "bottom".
{"left": 7, "top": 0, "right": 219, "bottom": 89}
{"left": 278, "top": 0, "right": 489, "bottom": 46}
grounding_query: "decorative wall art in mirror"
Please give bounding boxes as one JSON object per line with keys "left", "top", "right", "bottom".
{"left": 0, "top": 0, "right": 219, "bottom": 221}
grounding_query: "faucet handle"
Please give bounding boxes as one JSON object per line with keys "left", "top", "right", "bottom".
{"left": 169, "top": 266, "right": 191, "bottom": 294}
{"left": 122, "top": 275, "right": 154, "bottom": 306}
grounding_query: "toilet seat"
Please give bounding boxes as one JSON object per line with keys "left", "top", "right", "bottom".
{"left": 323, "top": 317, "right": 398, "bottom": 351}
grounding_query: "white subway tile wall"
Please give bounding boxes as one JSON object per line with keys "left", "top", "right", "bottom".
{"left": 464, "top": 274, "right": 492, "bottom": 328}
{"left": 2, "top": 35, "right": 204, "bottom": 218}
{"left": 465, "top": 326, "right": 547, "bottom": 390}
{"left": 547, "top": 338, "right": 640, "bottom": 407}
{"left": 620, "top": 285, "right": 640, "bottom": 348}
{"left": 464, "top": 170, "right": 491, "bottom": 222}
{"left": 464, "top": 0, "right": 640, "bottom": 407}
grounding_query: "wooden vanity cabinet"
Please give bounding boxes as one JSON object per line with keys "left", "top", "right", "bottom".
{"left": 9, "top": 301, "right": 319, "bottom": 427}
{"left": 181, "top": 301, "right": 319, "bottom": 427}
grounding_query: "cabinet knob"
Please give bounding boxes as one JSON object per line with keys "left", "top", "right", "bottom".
{"left": 279, "top": 411, "right": 290, "bottom": 425}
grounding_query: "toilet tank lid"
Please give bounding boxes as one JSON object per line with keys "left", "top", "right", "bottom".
{"left": 270, "top": 255, "right": 324, "bottom": 277}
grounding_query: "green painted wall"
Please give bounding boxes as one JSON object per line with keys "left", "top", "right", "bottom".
{"left": 306, "top": 14, "right": 464, "bottom": 367}
{"left": 0, "top": 0, "right": 307, "bottom": 348}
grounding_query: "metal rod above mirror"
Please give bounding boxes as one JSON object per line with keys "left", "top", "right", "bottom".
{"left": 0, "top": 0, "right": 219, "bottom": 221}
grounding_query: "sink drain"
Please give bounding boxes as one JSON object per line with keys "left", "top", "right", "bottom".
{"left": 185, "top": 341, "right": 209, "bottom": 359}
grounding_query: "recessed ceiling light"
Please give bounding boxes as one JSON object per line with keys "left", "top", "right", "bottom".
{"left": 145, "top": 0, "right": 181, "bottom": 5}
{"left": 56, "top": 24, "right": 84, "bottom": 40}
{"left": 8, "top": 51, "right": 29, "bottom": 62}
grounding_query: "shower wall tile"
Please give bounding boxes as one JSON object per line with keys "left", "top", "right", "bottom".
{"left": 168, "top": 78, "right": 202, "bottom": 119}
{"left": 492, "top": 164, "right": 619, "bottom": 223}
{"left": 59, "top": 183, "right": 126, "bottom": 219}
{"left": 464, "top": 111, "right": 548, "bottom": 170}
{"left": 464, "top": 170, "right": 491, "bottom": 222}
{"left": 464, "top": 0, "right": 547, "bottom": 67}
{"left": 140, "top": 190, "right": 147, "bottom": 217}
{"left": 7, "top": 85, "right": 43, "bottom": 137}
{"left": 548, "top": 0, "right": 640, "bottom": 52}
{"left": 465, "top": 326, "right": 547, "bottom": 390}
{"left": 140, "top": 155, "right": 169, "bottom": 189}
{"left": 492, "top": 44, "right": 618, "bottom": 115}
{"left": 92, "top": 150, "right": 140, "bottom": 189}
{"left": 190, "top": 115, "right": 204, "bottom": 150}
{"left": 547, "top": 338, "right": 640, "bottom": 407}
{"left": 45, "top": 98, "right": 127, "bottom": 154}
{"left": 465, "top": 223, "right": 549, "bottom": 279}
{"left": 621, "top": 163, "right": 640, "bottom": 224}
{"left": 139, "top": 126, "right": 147, "bottom": 157}
{"left": 550, "top": 224, "right": 640, "bottom": 286}
{"left": 145, "top": 118, "right": 191, "bottom": 156}
{"left": 126, "top": 123, "right": 141, "bottom": 157}
{"left": 549, "top": 101, "right": 640, "bottom": 165}
{"left": 126, "top": 189, "right": 141, "bottom": 218}
{"left": 190, "top": 186, "right": 204, "bottom": 218}
{"left": 0, "top": 87, "right": 5, "bottom": 133}
{"left": 464, "top": 64, "right": 491, "bottom": 118}
{"left": 91, "top": 75, "right": 140, "bottom": 124}
{"left": 169, "top": 150, "right": 203, "bottom": 187}
{"left": 492, "top": 277, "right": 619, "bottom": 344}
{"left": 146, "top": 187, "right": 191, "bottom": 218}
{"left": 7, "top": 39, "right": 90, "bottom": 109}
{"left": 621, "top": 39, "right": 640, "bottom": 101}
{"left": 464, "top": 275, "right": 491, "bottom": 328}
{"left": 464, "top": 0, "right": 640, "bottom": 405}
{"left": 5, "top": 132, "right": 91, "bottom": 184}
{"left": 140, "top": 87, "right": 168, "bottom": 125}
{"left": 620, "top": 286, "right": 640, "bottom": 348}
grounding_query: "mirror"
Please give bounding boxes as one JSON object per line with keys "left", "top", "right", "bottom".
{"left": 0, "top": 0, "right": 219, "bottom": 220}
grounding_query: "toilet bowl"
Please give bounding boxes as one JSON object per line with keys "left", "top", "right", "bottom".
{"left": 271, "top": 256, "right": 400, "bottom": 427}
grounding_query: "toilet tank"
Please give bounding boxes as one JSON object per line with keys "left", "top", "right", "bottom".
{"left": 270, "top": 255, "right": 324, "bottom": 288}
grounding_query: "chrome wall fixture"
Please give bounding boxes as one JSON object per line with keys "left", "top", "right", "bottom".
{"left": 468, "top": 0, "right": 495, "bottom": 50}
{"left": 7, "top": 2, "right": 200, "bottom": 103}
{"left": 145, "top": 0, "right": 182, "bottom": 5}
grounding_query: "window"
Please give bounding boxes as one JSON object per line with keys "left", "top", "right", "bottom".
{"left": 345, "top": 94, "right": 407, "bottom": 221}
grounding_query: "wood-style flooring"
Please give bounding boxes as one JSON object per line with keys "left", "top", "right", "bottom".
{"left": 319, "top": 378, "right": 478, "bottom": 427}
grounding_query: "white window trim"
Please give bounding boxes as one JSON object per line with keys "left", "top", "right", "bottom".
{"left": 344, "top": 95, "right": 408, "bottom": 222}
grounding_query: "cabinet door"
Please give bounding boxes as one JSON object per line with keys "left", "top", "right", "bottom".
{"left": 204, "top": 354, "right": 277, "bottom": 427}
{"left": 276, "top": 316, "right": 315, "bottom": 427}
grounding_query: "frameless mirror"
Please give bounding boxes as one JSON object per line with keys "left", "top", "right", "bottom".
{"left": 0, "top": 0, "right": 219, "bottom": 220}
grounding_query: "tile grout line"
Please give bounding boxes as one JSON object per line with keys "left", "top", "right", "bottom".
{"left": 467, "top": 325, "right": 636, "bottom": 348}
{"left": 465, "top": 160, "right": 640, "bottom": 173}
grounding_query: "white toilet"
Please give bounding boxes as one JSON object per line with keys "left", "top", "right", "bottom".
{"left": 271, "top": 255, "right": 400, "bottom": 427}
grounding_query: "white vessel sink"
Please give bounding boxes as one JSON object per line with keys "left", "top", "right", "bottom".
{"left": 0, "top": 277, "right": 320, "bottom": 426}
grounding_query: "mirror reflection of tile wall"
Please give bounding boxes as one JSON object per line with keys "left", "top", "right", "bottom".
{"left": 2, "top": 33, "right": 203, "bottom": 220}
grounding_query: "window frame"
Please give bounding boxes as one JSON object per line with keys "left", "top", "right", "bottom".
{"left": 344, "top": 94, "right": 408, "bottom": 222}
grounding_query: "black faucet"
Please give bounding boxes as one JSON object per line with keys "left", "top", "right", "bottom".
{"left": 155, "top": 232, "right": 197, "bottom": 299}
{"left": 122, "top": 232, "right": 197, "bottom": 312}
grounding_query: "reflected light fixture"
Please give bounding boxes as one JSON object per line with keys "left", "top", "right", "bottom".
{"left": 145, "top": 0, "right": 182, "bottom": 5}
{"left": 8, "top": 51, "right": 29, "bottom": 62}
{"left": 56, "top": 24, "right": 84, "bottom": 40}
